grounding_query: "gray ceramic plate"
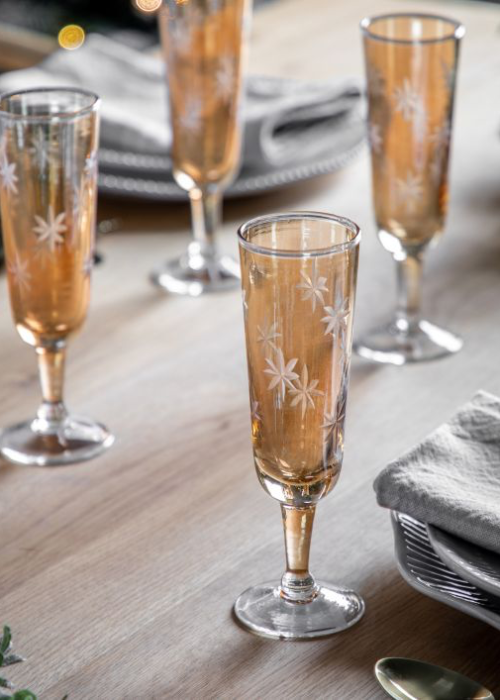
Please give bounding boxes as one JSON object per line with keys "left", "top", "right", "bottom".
{"left": 97, "top": 112, "right": 366, "bottom": 201}
{"left": 427, "top": 524, "right": 500, "bottom": 599}
{"left": 392, "top": 512, "right": 500, "bottom": 631}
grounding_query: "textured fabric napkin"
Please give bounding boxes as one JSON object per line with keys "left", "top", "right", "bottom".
{"left": 0, "top": 34, "right": 362, "bottom": 168}
{"left": 374, "top": 391, "right": 500, "bottom": 555}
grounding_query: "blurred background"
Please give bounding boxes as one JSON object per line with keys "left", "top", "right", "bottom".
{"left": 0, "top": 0, "right": 160, "bottom": 48}
{"left": 0, "top": 0, "right": 273, "bottom": 53}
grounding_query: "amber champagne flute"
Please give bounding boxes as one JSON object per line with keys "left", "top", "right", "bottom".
{"left": 151, "top": 0, "right": 251, "bottom": 296}
{"left": 234, "top": 212, "right": 364, "bottom": 639}
{"left": 356, "top": 14, "right": 465, "bottom": 364}
{"left": 0, "top": 88, "right": 114, "bottom": 466}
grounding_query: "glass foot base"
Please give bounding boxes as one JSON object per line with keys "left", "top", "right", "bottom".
{"left": 354, "top": 319, "right": 463, "bottom": 365}
{"left": 150, "top": 251, "right": 240, "bottom": 296}
{"left": 0, "top": 415, "right": 114, "bottom": 467}
{"left": 233, "top": 581, "right": 365, "bottom": 640}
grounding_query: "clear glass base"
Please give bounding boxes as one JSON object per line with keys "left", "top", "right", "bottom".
{"left": 150, "top": 244, "right": 240, "bottom": 297}
{"left": 0, "top": 415, "right": 114, "bottom": 467}
{"left": 233, "top": 580, "right": 365, "bottom": 640}
{"left": 354, "top": 319, "right": 463, "bottom": 365}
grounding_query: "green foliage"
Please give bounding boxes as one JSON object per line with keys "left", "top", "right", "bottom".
{"left": 1, "top": 657, "right": 24, "bottom": 668}
{"left": 0, "top": 627, "right": 35, "bottom": 699}
{"left": 0, "top": 629, "right": 11, "bottom": 655}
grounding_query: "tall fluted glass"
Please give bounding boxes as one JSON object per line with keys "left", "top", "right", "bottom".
{"left": 0, "top": 88, "right": 114, "bottom": 466}
{"left": 234, "top": 212, "right": 364, "bottom": 639}
{"left": 151, "top": 0, "right": 251, "bottom": 297}
{"left": 356, "top": 13, "right": 465, "bottom": 364}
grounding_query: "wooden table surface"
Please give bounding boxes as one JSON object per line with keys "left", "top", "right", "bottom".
{"left": 2, "top": 0, "right": 500, "bottom": 697}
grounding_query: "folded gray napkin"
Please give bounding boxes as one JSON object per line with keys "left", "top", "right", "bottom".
{"left": 374, "top": 391, "right": 500, "bottom": 555}
{"left": 0, "top": 34, "right": 361, "bottom": 168}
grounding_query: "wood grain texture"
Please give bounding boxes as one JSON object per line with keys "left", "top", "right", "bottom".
{"left": 2, "top": 0, "right": 500, "bottom": 697}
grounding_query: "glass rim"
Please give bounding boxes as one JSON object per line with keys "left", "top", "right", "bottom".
{"left": 360, "top": 12, "right": 465, "bottom": 45}
{"left": 0, "top": 86, "right": 101, "bottom": 122}
{"left": 237, "top": 211, "right": 361, "bottom": 258}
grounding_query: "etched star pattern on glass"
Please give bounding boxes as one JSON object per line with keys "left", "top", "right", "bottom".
{"left": 151, "top": 0, "right": 252, "bottom": 297}
{"left": 0, "top": 88, "right": 114, "bottom": 466}
{"left": 357, "top": 13, "right": 465, "bottom": 364}
{"left": 233, "top": 212, "right": 364, "bottom": 640}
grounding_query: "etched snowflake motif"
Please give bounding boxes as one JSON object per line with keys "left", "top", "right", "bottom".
{"left": 84, "top": 152, "right": 98, "bottom": 180}
{"left": 396, "top": 171, "right": 423, "bottom": 214}
{"left": 7, "top": 252, "right": 31, "bottom": 292}
{"left": 0, "top": 156, "right": 18, "bottom": 195}
{"left": 321, "top": 292, "right": 350, "bottom": 337}
{"left": 33, "top": 206, "right": 67, "bottom": 252}
{"left": 367, "top": 65, "right": 385, "bottom": 98}
{"left": 178, "top": 97, "right": 202, "bottom": 133}
{"left": 30, "top": 129, "right": 52, "bottom": 170}
{"left": 251, "top": 400, "right": 261, "bottom": 422}
{"left": 296, "top": 260, "right": 328, "bottom": 312}
{"left": 82, "top": 253, "right": 94, "bottom": 277}
{"left": 215, "top": 56, "right": 236, "bottom": 100}
{"left": 257, "top": 321, "right": 281, "bottom": 353}
{"left": 264, "top": 349, "right": 298, "bottom": 402}
{"left": 289, "top": 364, "right": 323, "bottom": 419}
{"left": 430, "top": 122, "right": 451, "bottom": 152}
{"left": 321, "top": 412, "right": 338, "bottom": 443}
{"left": 321, "top": 396, "right": 346, "bottom": 443}
{"left": 368, "top": 123, "right": 383, "bottom": 154}
{"left": 393, "top": 79, "right": 421, "bottom": 121}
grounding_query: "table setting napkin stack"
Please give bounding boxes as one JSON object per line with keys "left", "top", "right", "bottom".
{"left": 0, "top": 34, "right": 365, "bottom": 200}
{"left": 375, "top": 390, "right": 500, "bottom": 613}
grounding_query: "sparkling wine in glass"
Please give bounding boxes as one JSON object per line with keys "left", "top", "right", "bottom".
{"left": 356, "top": 13, "right": 465, "bottom": 364}
{"left": 151, "top": 0, "right": 251, "bottom": 296}
{"left": 0, "top": 88, "right": 114, "bottom": 466}
{"left": 234, "top": 212, "right": 364, "bottom": 639}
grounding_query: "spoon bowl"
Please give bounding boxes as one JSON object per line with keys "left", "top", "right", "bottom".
{"left": 375, "top": 657, "right": 494, "bottom": 700}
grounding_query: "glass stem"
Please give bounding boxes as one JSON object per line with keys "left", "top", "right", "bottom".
{"left": 34, "top": 342, "right": 67, "bottom": 430}
{"left": 280, "top": 505, "right": 318, "bottom": 603}
{"left": 188, "top": 187, "right": 222, "bottom": 260}
{"left": 395, "top": 252, "right": 423, "bottom": 334}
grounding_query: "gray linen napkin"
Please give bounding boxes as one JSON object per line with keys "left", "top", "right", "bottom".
{"left": 0, "top": 34, "right": 362, "bottom": 168}
{"left": 374, "top": 391, "right": 500, "bottom": 555}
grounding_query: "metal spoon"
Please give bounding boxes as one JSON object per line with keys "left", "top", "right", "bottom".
{"left": 375, "top": 657, "right": 495, "bottom": 700}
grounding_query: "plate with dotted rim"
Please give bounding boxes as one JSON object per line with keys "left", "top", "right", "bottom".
{"left": 97, "top": 111, "right": 366, "bottom": 201}
{"left": 392, "top": 512, "right": 500, "bottom": 631}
